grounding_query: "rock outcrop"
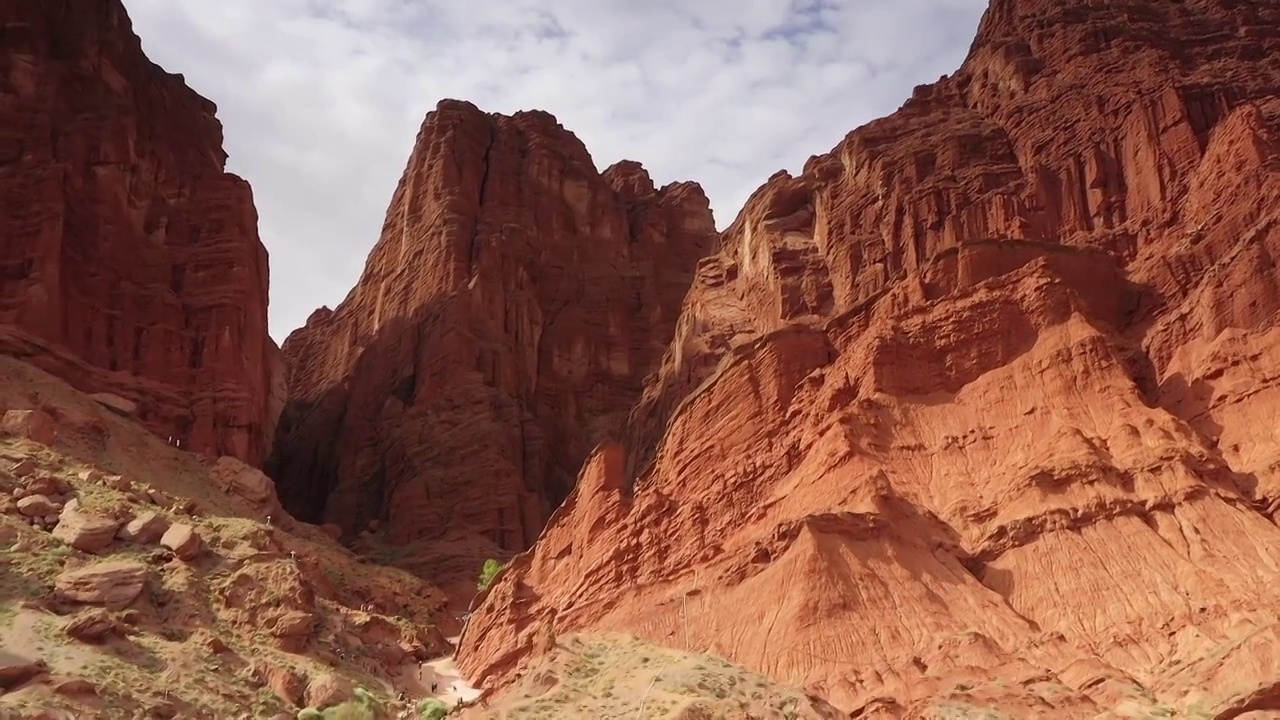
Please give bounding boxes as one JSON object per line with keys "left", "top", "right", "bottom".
{"left": 0, "top": 0, "right": 284, "bottom": 464}
{"left": 268, "top": 101, "right": 717, "bottom": 595}
{"left": 459, "top": 0, "right": 1280, "bottom": 716}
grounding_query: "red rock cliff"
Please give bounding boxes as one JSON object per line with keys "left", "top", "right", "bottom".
{"left": 0, "top": 0, "right": 284, "bottom": 464}
{"left": 460, "top": 0, "right": 1280, "bottom": 716}
{"left": 267, "top": 100, "right": 716, "bottom": 599}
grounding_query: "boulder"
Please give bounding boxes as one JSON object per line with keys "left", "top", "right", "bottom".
{"left": 10, "top": 458, "right": 36, "bottom": 477}
{"left": 52, "top": 499, "right": 121, "bottom": 553}
{"left": 0, "top": 658, "right": 48, "bottom": 689}
{"left": 53, "top": 677, "right": 98, "bottom": 696}
{"left": 253, "top": 661, "right": 305, "bottom": 706}
{"left": 63, "top": 609, "right": 121, "bottom": 643}
{"left": 303, "top": 672, "right": 353, "bottom": 709}
{"left": 269, "top": 610, "right": 317, "bottom": 639}
{"left": 116, "top": 511, "right": 169, "bottom": 544}
{"left": 16, "top": 494, "right": 58, "bottom": 518}
{"left": 23, "top": 474, "right": 61, "bottom": 496}
{"left": 0, "top": 410, "right": 57, "bottom": 446}
{"left": 54, "top": 561, "right": 148, "bottom": 607}
{"left": 160, "top": 523, "right": 202, "bottom": 560}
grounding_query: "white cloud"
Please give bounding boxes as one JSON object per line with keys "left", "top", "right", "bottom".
{"left": 119, "top": 0, "right": 988, "bottom": 340}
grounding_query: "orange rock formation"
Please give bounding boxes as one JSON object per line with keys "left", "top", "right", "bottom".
{"left": 267, "top": 101, "right": 717, "bottom": 598}
{"left": 458, "top": 0, "right": 1280, "bottom": 716}
{"left": 0, "top": 0, "right": 283, "bottom": 464}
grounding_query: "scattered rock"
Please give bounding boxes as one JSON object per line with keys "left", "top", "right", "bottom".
{"left": 210, "top": 455, "right": 281, "bottom": 507}
{"left": 53, "top": 498, "right": 121, "bottom": 553}
{"left": 303, "top": 671, "right": 354, "bottom": 709}
{"left": 160, "top": 523, "right": 202, "bottom": 560}
{"left": 270, "top": 610, "right": 317, "bottom": 639}
{"left": 23, "top": 474, "right": 61, "bottom": 496}
{"left": 89, "top": 392, "right": 137, "bottom": 417}
{"left": 0, "top": 409, "right": 57, "bottom": 445}
{"left": 63, "top": 608, "right": 121, "bottom": 643}
{"left": 16, "top": 494, "right": 57, "bottom": 517}
{"left": 55, "top": 560, "right": 148, "bottom": 608}
{"left": 320, "top": 523, "right": 343, "bottom": 541}
{"left": 0, "top": 658, "right": 48, "bottom": 689}
{"left": 256, "top": 661, "right": 305, "bottom": 707}
{"left": 53, "top": 677, "right": 98, "bottom": 696}
{"left": 117, "top": 511, "right": 169, "bottom": 544}
{"left": 147, "top": 700, "right": 178, "bottom": 718}
{"left": 10, "top": 458, "right": 36, "bottom": 477}
{"left": 103, "top": 474, "right": 133, "bottom": 492}
{"left": 78, "top": 468, "right": 105, "bottom": 483}
{"left": 146, "top": 488, "right": 172, "bottom": 506}
{"left": 0, "top": 495, "right": 14, "bottom": 515}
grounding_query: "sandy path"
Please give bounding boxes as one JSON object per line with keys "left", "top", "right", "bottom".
{"left": 416, "top": 635, "right": 482, "bottom": 706}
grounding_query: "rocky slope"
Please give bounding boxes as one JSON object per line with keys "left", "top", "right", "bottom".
{"left": 0, "top": 356, "right": 455, "bottom": 719}
{"left": 0, "top": 0, "right": 283, "bottom": 465}
{"left": 267, "top": 101, "right": 717, "bottom": 601}
{"left": 458, "top": 0, "right": 1280, "bottom": 716}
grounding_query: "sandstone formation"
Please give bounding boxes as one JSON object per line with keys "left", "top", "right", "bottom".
{"left": 268, "top": 101, "right": 718, "bottom": 596}
{"left": 459, "top": 0, "right": 1280, "bottom": 716}
{"left": 0, "top": 0, "right": 284, "bottom": 464}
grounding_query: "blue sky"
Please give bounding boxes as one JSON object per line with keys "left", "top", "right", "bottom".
{"left": 120, "top": 0, "right": 988, "bottom": 340}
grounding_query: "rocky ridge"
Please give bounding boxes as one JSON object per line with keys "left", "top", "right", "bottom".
{"left": 457, "top": 0, "right": 1280, "bottom": 717}
{"left": 0, "top": 0, "right": 284, "bottom": 465}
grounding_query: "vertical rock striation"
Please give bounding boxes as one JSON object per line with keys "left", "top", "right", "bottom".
{"left": 0, "top": 0, "right": 283, "bottom": 464}
{"left": 459, "top": 1, "right": 1280, "bottom": 716}
{"left": 268, "top": 101, "right": 716, "bottom": 598}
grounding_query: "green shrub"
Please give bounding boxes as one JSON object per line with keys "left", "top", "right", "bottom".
{"left": 296, "top": 710, "right": 323, "bottom": 720}
{"left": 417, "top": 698, "right": 449, "bottom": 720}
{"left": 322, "top": 701, "right": 375, "bottom": 720}
{"left": 476, "top": 558, "right": 503, "bottom": 591}
{"left": 352, "top": 686, "right": 378, "bottom": 708}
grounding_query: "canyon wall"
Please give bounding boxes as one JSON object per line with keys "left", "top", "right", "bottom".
{"left": 267, "top": 100, "right": 717, "bottom": 599}
{"left": 459, "top": 0, "right": 1280, "bottom": 716}
{"left": 0, "top": 0, "right": 283, "bottom": 464}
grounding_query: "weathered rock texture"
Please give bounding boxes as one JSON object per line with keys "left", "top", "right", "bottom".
{"left": 459, "top": 0, "right": 1280, "bottom": 717}
{"left": 0, "top": 0, "right": 284, "bottom": 464}
{"left": 269, "top": 101, "right": 717, "bottom": 596}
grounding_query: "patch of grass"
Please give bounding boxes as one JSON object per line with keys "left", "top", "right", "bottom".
{"left": 416, "top": 698, "right": 448, "bottom": 720}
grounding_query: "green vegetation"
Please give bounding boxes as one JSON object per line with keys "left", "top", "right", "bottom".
{"left": 416, "top": 698, "right": 449, "bottom": 720}
{"left": 296, "top": 686, "right": 379, "bottom": 720}
{"left": 476, "top": 557, "right": 503, "bottom": 591}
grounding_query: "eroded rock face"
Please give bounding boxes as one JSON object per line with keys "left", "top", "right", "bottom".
{"left": 459, "top": 1, "right": 1280, "bottom": 716}
{"left": 0, "top": 0, "right": 284, "bottom": 464}
{"left": 268, "top": 102, "right": 717, "bottom": 589}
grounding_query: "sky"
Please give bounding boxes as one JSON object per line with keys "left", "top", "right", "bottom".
{"left": 120, "top": 0, "right": 989, "bottom": 342}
